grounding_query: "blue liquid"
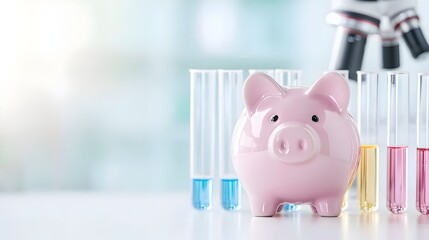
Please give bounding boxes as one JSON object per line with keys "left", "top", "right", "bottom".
{"left": 221, "top": 179, "right": 241, "bottom": 211}
{"left": 192, "top": 179, "right": 212, "bottom": 210}
{"left": 282, "top": 203, "right": 300, "bottom": 211}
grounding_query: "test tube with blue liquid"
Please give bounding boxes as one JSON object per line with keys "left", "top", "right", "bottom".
{"left": 218, "top": 70, "right": 244, "bottom": 211}
{"left": 190, "top": 69, "right": 217, "bottom": 210}
{"left": 274, "top": 69, "right": 302, "bottom": 212}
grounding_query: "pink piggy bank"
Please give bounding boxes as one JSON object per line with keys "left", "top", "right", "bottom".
{"left": 232, "top": 72, "right": 360, "bottom": 217}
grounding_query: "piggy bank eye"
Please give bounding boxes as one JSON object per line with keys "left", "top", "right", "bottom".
{"left": 312, "top": 115, "right": 319, "bottom": 122}
{"left": 270, "top": 115, "right": 279, "bottom": 122}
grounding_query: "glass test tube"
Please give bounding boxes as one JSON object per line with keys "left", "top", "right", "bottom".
{"left": 248, "top": 69, "right": 274, "bottom": 78}
{"left": 417, "top": 73, "right": 429, "bottom": 215}
{"left": 357, "top": 71, "right": 379, "bottom": 212}
{"left": 274, "top": 69, "right": 302, "bottom": 87}
{"left": 323, "top": 70, "right": 349, "bottom": 80}
{"left": 387, "top": 72, "right": 409, "bottom": 214}
{"left": 218, "top": 70, "right": 244, "bottom": 211}
{"left": 325, "top": 70, "right": 350, "bottom": 210}
{"left": 190, "top": 69, "right": 217, "bottom": 210}
{"left": 274, "top": 69, "right": 302, "bottom": 212}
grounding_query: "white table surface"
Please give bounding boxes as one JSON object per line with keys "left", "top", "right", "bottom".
{"left": 0, "top": 192, "right": 427, "bottom": 240}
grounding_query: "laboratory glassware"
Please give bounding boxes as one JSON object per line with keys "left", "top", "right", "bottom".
{"left": 417, "top": 73, "right": 429, "bottom": 214}
{"left": 190, "top": 69, "right": 217, "bottom": 210}
{"left": 218, "top": 69, "right": 244, "bottom": 211}
{"left": 274, "top": 69, "right": 302, "bottom": 87}
{"left": 274, "top": 69, "right": 302, "bottom": 212}
{"left": 387, "top": 71, "right": 409, "bottom": 214}
{"left": 248, "top": 69, "right": 275, "bottom": 78}
{"left": 357, "top": 71, "right": 379, "bottom": 212}
{"left": 324, "top": 70, "right": 350, "bottom": 211}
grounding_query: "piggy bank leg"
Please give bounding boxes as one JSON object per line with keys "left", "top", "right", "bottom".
{"left": 310, "top": 205, "right": 318, "bottom": 214}
{"left": 250, "top": 198, "right": 279, "bottom": 217}
{"left": 313, "top": 198, "right": 342, "bottom": 217}
{"left": 276, "top": 204, "right": 283, "bottom": 213}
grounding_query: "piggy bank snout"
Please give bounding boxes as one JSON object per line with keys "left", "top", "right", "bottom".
{"left": 270, "top": 123, "right": 319, "bottom": 163}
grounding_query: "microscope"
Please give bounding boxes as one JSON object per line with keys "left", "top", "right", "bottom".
{"left": 327, "top": 0, "right": 429, "bottom": 80}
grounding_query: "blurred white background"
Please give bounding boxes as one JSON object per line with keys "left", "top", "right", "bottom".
{"left": 0, "top": 0, "right": 428, "bottom": 194}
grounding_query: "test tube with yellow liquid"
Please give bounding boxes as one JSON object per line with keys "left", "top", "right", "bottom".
{"left": 357, "top": 71, "right": 379, "bottom": 212}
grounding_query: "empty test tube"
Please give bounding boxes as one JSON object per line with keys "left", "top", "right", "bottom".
{"left": 274, "top": 69, "right": 302, "bottom": 212}
{"left": 387, "top": 72, "right": 410, "bottom": 214}
{"left": 275, "top": 69, "right": 302, "bottom": 87}
{"left": 417, "top": 73, "right": 429, "bottom": 215}
{"left": 357, "top": 71, "right": 379, "bottom": 212}
{"left": 324, "top": 70, "right": 349, "bottom": 80}
{"left": 218, "top": 70, "right": 244, "bottom": 211}
{"left": 190, "top": 69, "right": 217, "bottom": 210}
{"left": 248, "top": 69, "right": 274, "bottom": 78}
{"left": 324, "top": 70, "right": 350, "bottom": 210}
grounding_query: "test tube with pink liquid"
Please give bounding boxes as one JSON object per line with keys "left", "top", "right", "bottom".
{"left": 416, "top": 73, "right": 429, "bottom": 215}
{"left": 386, "top": 72, "right": 409, "bottom": 214}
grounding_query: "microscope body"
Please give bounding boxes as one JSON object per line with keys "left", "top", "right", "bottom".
{"left": 327, "top": 0, "right": 429, "bottom": 80}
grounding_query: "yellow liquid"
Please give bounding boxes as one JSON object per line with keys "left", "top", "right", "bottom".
{"left": 358, "top": 145, "right": 379, "bottom": 212}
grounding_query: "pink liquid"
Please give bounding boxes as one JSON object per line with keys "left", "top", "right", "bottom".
{"left": 417, "top": 148, "right": 429, "bottom": 214}
{"left": 387, "top": 146, "right": 408, "bottom": 214}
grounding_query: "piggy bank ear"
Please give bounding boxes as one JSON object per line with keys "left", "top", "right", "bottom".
{"left": 307, "top": 72, "right": 350, "bottom": 112}
{"left": 243, "top": 73, "right": 284, "bottom": 115}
